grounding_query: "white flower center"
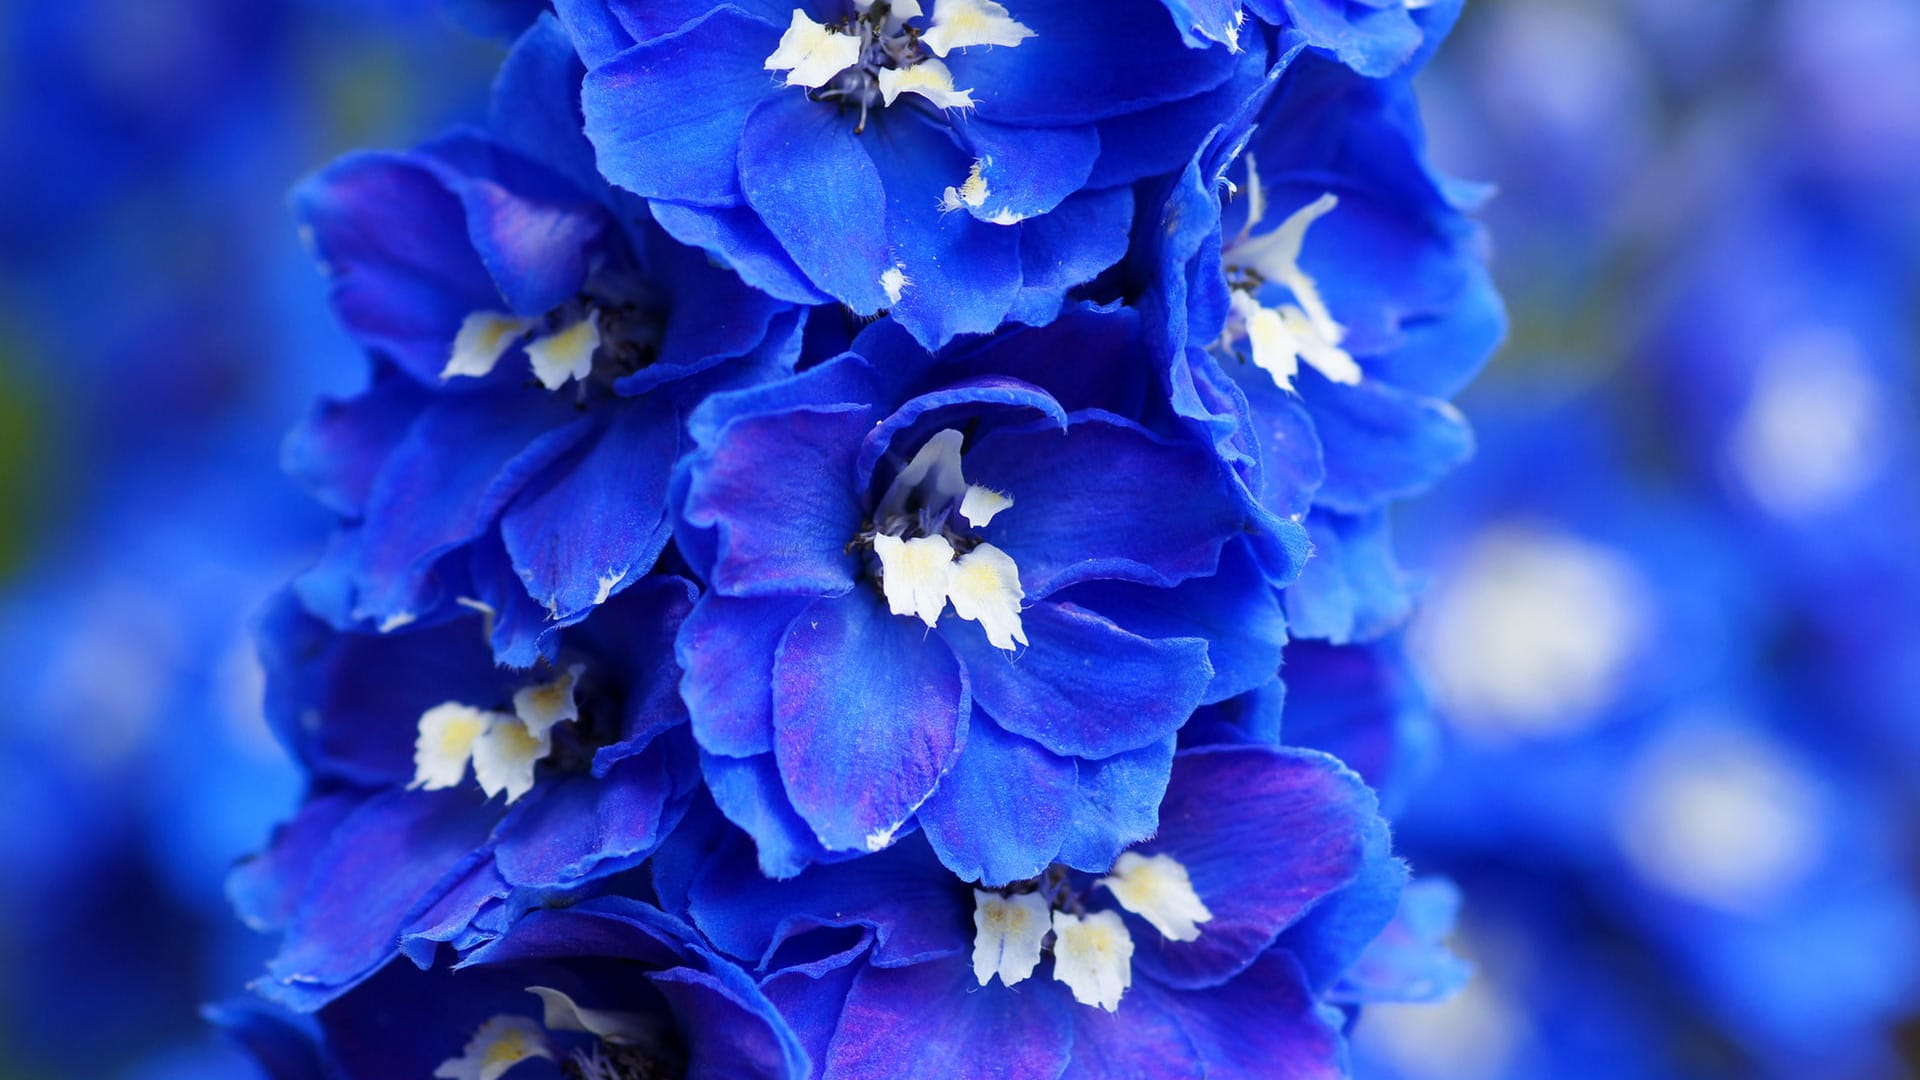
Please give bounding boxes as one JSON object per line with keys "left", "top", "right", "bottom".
{"left": 1220, "top": 164, "right": 1362, "bottom": 390}
{"left": 969, "top": 853, "right": 1210, "bottom": 1012}
{"left": 763, "top": 1, "right": 1034, "bottom": 132}
{"left": 409, "top": 665, "right": 585, "bottom": 804}
{"left": 866, "top": 428, "right": 1026, "bottom": 651}
{"left": 437, "top": 989, "right": 669, "bottom": 1080}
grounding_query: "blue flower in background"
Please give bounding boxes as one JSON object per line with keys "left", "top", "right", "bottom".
{"left": 661, "top": 745, "right": 1439, "bottom": 1080}
{"left": 235, "top": 576, "right": 702, "bottom": 1011}
{"left": 673, "top": 304, "right": 1301, "bottom": 883}
{"left": 291, "top": 17, "right": 801, "bottom": 665}
{"left": 225, "top": 897, "right": 808, "bottom": 1079}
{"left": 552, "top": 0, "right": 1282, "bottom": 347}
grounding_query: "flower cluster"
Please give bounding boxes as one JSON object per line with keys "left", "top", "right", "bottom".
{"left": 230, "top": 1, "right": 1500, "bottom": 1075}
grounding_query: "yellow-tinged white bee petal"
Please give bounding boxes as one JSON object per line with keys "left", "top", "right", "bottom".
{"left": 874, "top": 533, "right": 957, "bottom": 627}
{"left": 946, "top": 542, "right": 1026, "bottom": 651}
{"left": 959, "top": 483, "right": 1012, "bottom": 527}
{"left": 412, "top": 702, "right": 491, "bottom": 791}
{"left": 939, "top": 160, "right": 990, "bottom": 213}
{"left": 876, "top": 58, "right": 975, "bottom": 109}
{"left": 472, "top": 715, "right": 553, "bottom": 804}
{"left": 525, "top": 315, "right": 601, "bottom": 391}
{"left": 921, "top": 0, "right": 1036, "bottom": 57}
{"left": 1051, "top": 909, "right": 1134, "bottom": 1012}
{"left": 882, "top": 265, "right": 910, "bottom": 304}
{"left": 526, "top": 987, "right": 658, "bottom": 1045}
{"left": 765, "top": 9, "right": 863, "bottom": 88}
{"left": 432, "top": 1014, "right": 552, "bottom": 1080}
{"left": 512, "top": 663, "right": 585, "bottom": 740}
{"left": 445, "top": 311, "right": 531, "bottom": 380}
{"left": 971, "top": 890, "right": 1051, "bottom": 987}
{"left": 1100, "top": 851, "right": 1214, "bottom": 942}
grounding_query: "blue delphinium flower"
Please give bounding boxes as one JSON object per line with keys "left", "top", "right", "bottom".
{"left": 224, "top": 897, "right": 808, "bottom": 1079}
{"left": 291, "top": 17, "right": 801, "bottom": 665}
{"left": 550, "top": 0, "right": 1284, "bottom": 347}
{"left": 672, "top": 303, "right": 1304, "bottom": 883}
{"left": 1139, "top": 1, "right": 1501, "bottom": 647}
{"left": 661, "top": 744, "right": 1427, "bottom": 1079}
{"left": 233, "top": 576, "right": 702, "bottom": 1011}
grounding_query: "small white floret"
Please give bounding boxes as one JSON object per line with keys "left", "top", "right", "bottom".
{"left": 946, "top": 542, "right": 1026, "bottom": 651}
{"left": 971, "top": 890, "right": 1051, "bottom": 987}
{"left": 472, "top": 715, "right": 553, "bottom": 804}
{"left": 526, "top": 987, "right": 657, "bottom": 1045}
{"left": 445, "top": 312, "right": 530, "bottom": 380}
{"left": 881, "top": 265, "right": 910, "bottom": 304}
{"left": 939, "top": 160, "right": 990, "bottom": 213}
{"left": 1050, "top": 909, "right": 1134, "bottom": 1012}
{"left": 764, "top": 9, "right": 862, "bottom": 88}
{"left": 412, "top": 703, "right": 490, "bottom": 791}
{"left": 525, "top": 315, "right": 601, "bottom": 391}
{"left": 512, "top": 663, "right": 585, "bottom": 740}
{"left": 876, "top": 58, "right": 975, "bottom": 109}
{"left": 1100, "top": 851, "right": 1213, "bottom": 942}
{"left": 921, "top": 0, "right": 1036, "bottom": 56}
{"left": 432, "top": 1014, "right": 552, "bottom": 1080}
{"left": 958, "top": 484, "right": 1012, "bottom": 527}
{"left": 874, "top": 533, "right": 957, "bottom": 627}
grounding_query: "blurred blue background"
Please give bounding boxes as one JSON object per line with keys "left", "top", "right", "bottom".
{"left": 0, "top": 0, "right": 1914, "bottom": 1077}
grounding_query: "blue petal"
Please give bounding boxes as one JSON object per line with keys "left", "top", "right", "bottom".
{"left": 855, "top": 375, "right": 1068, "bottom": 495}
{"left": 492, "top": 743, "right": 682, "bottom": 889}
{"left": 550, "top": 0, "right": 637, "bottom": 67}
{"left": 651, "top": 200, "right": 834, "bottom": 306}
{"left": 1056, "top": 735, "right": 1176, "bottom": 872}
{"left": 580, "top": 6, "right": 779, "bottom": 207}
{"left": 763, "top": 941, "right": 868, "bottom": 1078}
{"left": 489, "top": 15, "right": 605, "bottom": 199}
{"left": 499, "top": 396, "right": 679, "bottom": 624}
{"left": 1272, "top": 815, "right": 1403, "bottom": 994}
{"left": 1282, "top": 508, "right": 1414, "bottom": 643}
{"left": 350, "top": 393, "right": 590, "bottom": 624}
{"left": 687, "top": 829, "right": 969, "bottom": 967}
{"left": 257, "top": 595, "right": 514, "bottom": 787}
{"left": 823, "top": 958, "right": 1074, "bottom": 1080}
{"left": 293, "top": 152, "right": 499, "bottom": 385}
{"left": 1061, "top": 538, "right": 1286, "bottom": 705}
{"left": 679, "top": 402, "right": 870, "bottom": 597}
{"left": 1155, "top": 0, "right": 1243, "bottom": 49}
{"left": 1277, "top": 637, "right": 1435, "bottom": 819}
{"left": 1144, "top": 950, "right": 1348, "bottom": 1079}
{"left": 703, "top": 751, "right": 832, "bottom": 879}
{"left": 1005, "top": 186, "right": 1135, "bottom": 329}
{"left": 1063, "top": 986, "right": 1202, "bottom": 1080}
{"left": 952, "top": 116, "right": 1100, "bottom": 224}
{"left": 680, "top": 595, "right": 808, "bottom": 759}
{"left": 415, "top": 131, "right": 610, "bottom": 317}
{"left": 862, "top": 106, "right": 1030, "bottom": 347}
{"left": 962, "top": 411, "right": 1247, "bottom": 595}
{"left": 956, "top": 0, "right": 1236, "bottom": 125}
{"left": 1087, "top": 34, "right": 1280, "bottom": 188}
{"left": 1131, "top": 746, "right": 1377, "bottom": 989}
{"left": 282, "top": 371, "right": 427, "bottom": 519}
{"left": 947, "top": 599, "right": 1209, "bottom": 760}
{"left": 1297, "top": 371, "right": 1473, "bottom": 512}
{"left": 264, "top": 788, "right": 497, "bottom": 1010}
{"left": 1281, "top": 0, "right": 1421, "bottom": 77}
{"left": 739, "top": 91, "right": 892, "bottom": 314}
{"left": 772, "top": 592, "right": 969, "bottom": 851}
{"left": 229, "top": 790, "right": 361, "bottom": 934}
{"left": 916, "top": 716, "right": 1077, "bottom": 886}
